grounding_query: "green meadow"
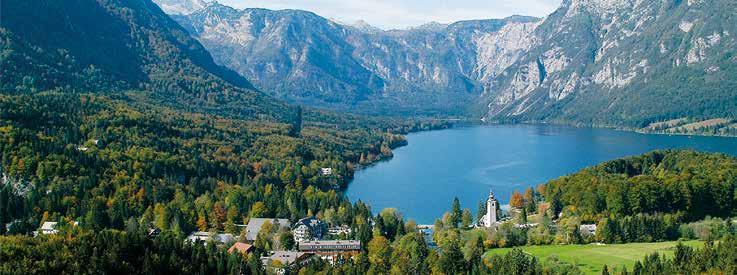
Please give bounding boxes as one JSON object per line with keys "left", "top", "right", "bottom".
{"left": 484, "top": 240, "right": 705, "bottom": 274}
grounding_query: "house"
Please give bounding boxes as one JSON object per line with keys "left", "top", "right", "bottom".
{"left": 38, "top": 222, "right": 59, "bottom": 235}
{"left": 320, "top": 168, "right": 332, "bottom": 176}
{"left": 580, "top": 224, "right": 597, "bottom": 236}
{"left": 293, "top": 217, "right": 326, "bottom": 243}
{"left": 33, "top": 221, "right": 79, "bottom": 236}
{"left": 245, "top": 218, "right": 291, "bottom": 242}
{"left": 186, "top": 231, "right": 235, "bottom": 245}
{"left": 327, "top": 225, "right": 352, "bottom": 236}
{"left": 227, "top": 242, "right": 254, "bottom": 255}
{"left": 261, "top": 251, "right": 316, "bottom": 275}
{"left": 298, "top": 240, "right": 361, "bottom": 264}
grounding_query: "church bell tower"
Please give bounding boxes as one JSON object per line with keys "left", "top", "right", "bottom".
{"left": 485, "top": 190, "right": 498, "bottom": 226}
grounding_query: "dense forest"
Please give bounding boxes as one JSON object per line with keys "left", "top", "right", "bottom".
{"left": 0, "top": 91, "right": 447, "bottom": 235}
{"left": 541, "top": 150, "right": 737, "bottom": 222}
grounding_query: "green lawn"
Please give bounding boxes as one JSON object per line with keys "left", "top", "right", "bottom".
{"left": 484, "top": 240, "right": 704, "bottom": 274}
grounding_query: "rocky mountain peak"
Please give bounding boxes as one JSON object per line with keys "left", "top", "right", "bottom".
{"left": 348, "top": 20, "right": 384, "bottom": 34}
{"left": 153, "top": 0, "right": 211, "bottom": 15}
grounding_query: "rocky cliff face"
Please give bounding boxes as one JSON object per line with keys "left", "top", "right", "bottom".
{"left": 482, "top": 0, "right": 737, "bottom": 126}
{"left": 166, "top": 2, "right": 539, "bottom": 114}
{"left": 156, "top": 0, "right": 737, "bottom": 125}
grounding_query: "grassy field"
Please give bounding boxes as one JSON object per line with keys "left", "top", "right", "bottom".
{"left": 484, "top": 240, "right": 704, "bottom": 274}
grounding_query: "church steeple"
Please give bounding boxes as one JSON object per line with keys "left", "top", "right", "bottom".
{"left": 483, "top": 189, "right": 498, "bottom": 227}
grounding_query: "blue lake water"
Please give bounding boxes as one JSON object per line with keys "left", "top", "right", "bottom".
{"left": 346, "top": 124, "right": 737, "bottom": 224}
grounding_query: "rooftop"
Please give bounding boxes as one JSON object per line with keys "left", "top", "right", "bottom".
{"left": 228, "top": 242, "right": 254, "bottom": 254}
{"left": 40, "top": 222, "right": 58, "bottom": 231}
{"left": 261, "top": 251, "right": 313, "bottom": 266}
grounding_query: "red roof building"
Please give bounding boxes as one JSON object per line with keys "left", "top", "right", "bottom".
{"left": 228, "top": 242, "right": 254, "bottom": 255}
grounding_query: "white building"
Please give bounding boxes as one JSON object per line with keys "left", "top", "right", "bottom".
{"left": 320, "top": 168, "right": 332, "bottom": 176}
{"left": 479, "top": 190, "right": 499, "bottom": 228}
{"left": 38, "top": 222, "right": 59, "bottom": 235}
{"left": 33, "top": 221, "right": 78, "bottom": 236}
{"left": 293, "top": 217, "right": 326, "bottom": 243}
{"left": 580, "top": 224, "right": 598, "bottom": 236}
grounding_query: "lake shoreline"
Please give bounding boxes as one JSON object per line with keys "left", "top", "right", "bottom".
{"left": 346, "top": 124, "right": 737, "bottom": 224}
{"left": 478, "top": 120, "right": 737, "bottom": 139}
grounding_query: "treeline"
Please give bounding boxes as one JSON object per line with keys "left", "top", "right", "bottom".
{"left": 627, "top": 236, "right": 737, "bottom": 274}
{"left": 0, "top": 229, "right": 264, "bottom": 275}
{"left": 540, "top": 150, "right": 737, "bottom": 222}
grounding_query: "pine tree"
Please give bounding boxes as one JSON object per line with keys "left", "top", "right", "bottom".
{"left": 518, "top": 207, "right": 528, "bottom": 224}
{"left": 451, "top": 197, "right": 462, "bottom": 228}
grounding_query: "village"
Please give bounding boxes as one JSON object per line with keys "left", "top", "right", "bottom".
{"left": 27, "top": 188, "right": 602, "bottom": 275}
{"left": 32, "top": 214, "right": 360, "bottom": 274}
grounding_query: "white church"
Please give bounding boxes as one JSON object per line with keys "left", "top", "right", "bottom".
{"left": 478, "top": 190, "right": 500, "bottom": 228}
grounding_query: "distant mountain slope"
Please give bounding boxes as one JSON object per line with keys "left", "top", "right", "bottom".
{"left": 168, "top": 2, "right": 539, "bottom": 115}
{"left": 0, "top": 0, "right": 294, "bottom": 121}
{"left": 155, "top": 0, "right": 736, "bottom": 126}
{"left": 481, "top": 0, "right": 737, "bottom": 127}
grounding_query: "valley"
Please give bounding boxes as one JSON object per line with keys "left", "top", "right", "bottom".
{"left": 2, "top": 0, "right": 737, "bottom": 274}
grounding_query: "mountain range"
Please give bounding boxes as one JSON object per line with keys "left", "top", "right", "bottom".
{"left": 152, "top": 0, "right": 737, "bottom": 128}
{"left": 167, "top": 2, "right": 539, "bottom": 116}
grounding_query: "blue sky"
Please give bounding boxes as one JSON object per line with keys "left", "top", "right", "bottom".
{"left": 218, "top": 0, "right": 562, "bottom": 29}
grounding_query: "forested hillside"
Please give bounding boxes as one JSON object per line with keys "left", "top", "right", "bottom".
{"left": 0, "top": 0, "right": 446, "bottom": 237}
{"left": 0, "top": 0, "right": 293, "bottom": 121}
{"left": 542, "top": 150, "right": 737, "bottom": 222}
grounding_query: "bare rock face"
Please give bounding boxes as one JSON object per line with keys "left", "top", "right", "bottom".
{"left": 480, "top": 0, "right": 737, "bottom": 126}
{"left": 160, "top": 1, "right": 539, "bottom": 114}
{"left": 155, "top": 0, "right": 737, "bottom": 126}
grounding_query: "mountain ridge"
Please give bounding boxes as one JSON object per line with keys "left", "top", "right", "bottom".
{"left": 155, "top": 0, "right": 736, "bottom": 126}
{"left": 169, "top": 2, "right": 540, "bottom": 115}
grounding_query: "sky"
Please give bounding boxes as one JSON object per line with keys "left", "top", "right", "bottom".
{"left": 217, "top": 0, "right": 562, "bottom": 30}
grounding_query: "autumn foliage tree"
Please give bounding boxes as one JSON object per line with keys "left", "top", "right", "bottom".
{"left": 509, "top": 191, "right": 525, "bottom": 210}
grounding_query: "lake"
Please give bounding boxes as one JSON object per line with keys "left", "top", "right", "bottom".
{"left": 346, "top": 124, "right": 737, "bottom": 224}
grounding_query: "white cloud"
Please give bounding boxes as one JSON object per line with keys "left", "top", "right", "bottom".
{"left": 217, "top": 0, "right": 562, "bottom": 29}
